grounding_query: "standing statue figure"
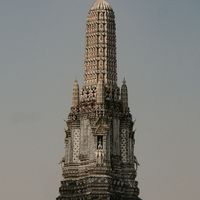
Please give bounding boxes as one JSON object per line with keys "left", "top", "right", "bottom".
{"left": 96, "top": 141, "right": 104, "bottom": 166}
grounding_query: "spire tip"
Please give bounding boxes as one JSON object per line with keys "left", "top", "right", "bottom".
{"left": 123, "top": 77, "right": 126, "bottom": 85}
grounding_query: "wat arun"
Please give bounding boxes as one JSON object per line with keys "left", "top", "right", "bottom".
{"left": 56, "top": 0, "right": 142, "bottom": 199}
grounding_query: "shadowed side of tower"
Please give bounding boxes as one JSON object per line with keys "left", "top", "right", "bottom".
{"left": 56, "top": 0, "right": 143, "bottom": 199}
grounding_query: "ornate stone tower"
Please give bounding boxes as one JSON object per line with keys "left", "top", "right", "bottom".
{"left": 57, "top": 0, "right": 142, "bottom": 199}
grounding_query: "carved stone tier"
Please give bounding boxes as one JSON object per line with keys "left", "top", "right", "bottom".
{"left": 84, "top": 0, "right": 117, "bottom": 87}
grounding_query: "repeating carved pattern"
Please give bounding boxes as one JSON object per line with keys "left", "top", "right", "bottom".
{"left": 84, "top": 6, "right": 117, "bottom": 86}
{"left": 72, "top": 129, "right": 80, "bottom": 163}
{"left": 121, "top": 130, "right": 127, "bottom": 163}
{"left": 80, "top": 85, "right": 97, "bottom": 102}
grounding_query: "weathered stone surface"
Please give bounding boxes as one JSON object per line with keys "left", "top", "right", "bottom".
{"left": 56, "top": 1, "right": 142, "bottom": 200}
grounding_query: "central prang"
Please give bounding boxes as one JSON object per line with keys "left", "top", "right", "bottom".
{"left": 56, "top": 1, "right": 142, "bottom": 199}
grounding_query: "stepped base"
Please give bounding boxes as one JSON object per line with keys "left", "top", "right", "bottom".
{"left": 56, "top": 176, "right": 142, "bottom": 200}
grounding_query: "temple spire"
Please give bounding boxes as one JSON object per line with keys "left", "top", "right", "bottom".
{"left": 84, "top": 0, "right": 117, "bottom": 86}
{"left": 72, "top": 80, "right": 79, "bottom": 108}
{"left": 123, "top": 77, "right": 126, "bottom": 85}
{"left": 121, "top": 78, "right": 129, "bottom": 113}
{"left": 56, "top": 1, "right": 142, "bottom": 199}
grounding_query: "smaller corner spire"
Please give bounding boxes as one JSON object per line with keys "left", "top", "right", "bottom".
{"left": 121, "top": 78, "right": 129, "bottom": 113}
{"left": 123, "top": 77, "right": 126, "bottom": 85}
{"left": 72, "top": 79, "right": 79, "bottom": 108}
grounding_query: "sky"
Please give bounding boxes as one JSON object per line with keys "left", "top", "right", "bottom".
{"left": 0, "top": 0, "right": 200, "bottom": 200}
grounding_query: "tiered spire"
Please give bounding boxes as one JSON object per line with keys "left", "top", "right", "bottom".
{"left": 121, "top": 78, "right": 129, "bottom": 113}
{"left": 56, "top": 1, "right": 142, "bottom": 199}
{"left": 84, "top": 0, "right": 117, "bottom": 86}
{"left": 72, "top": 80, "right": 79, "bottom": 108}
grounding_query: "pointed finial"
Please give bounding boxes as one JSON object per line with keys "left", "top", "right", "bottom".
{"left": 121, "top": 77, "right": 128, "bottom": 113}
{"left": 123, "top": 77, "right": 126, "bottom": 85}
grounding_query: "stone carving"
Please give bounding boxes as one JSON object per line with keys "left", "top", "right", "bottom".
{"left": 56, "top": 1, "right": 142, "bottom": 200}
{"left": 121, "top": 129, "right": 127, "bottom": 163}
{"left": 96, "top": 141, "right": 104, "bottom": 166}
{"left": 72, "top": 129, "right": 80, "bottom": 163}
{"left": 80, "top": 85, "right": 96, "bottom": 102}
{"left": 84, "top": 2, "right": 117, "bottom": 87}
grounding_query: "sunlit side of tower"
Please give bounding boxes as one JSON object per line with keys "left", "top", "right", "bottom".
{"left": 56, "top": 0, "right": 142, "bottom": 199}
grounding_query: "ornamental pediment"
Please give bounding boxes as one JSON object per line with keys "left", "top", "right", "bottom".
{"left": 93, "top": 117, "right": 109, "bottom": 135}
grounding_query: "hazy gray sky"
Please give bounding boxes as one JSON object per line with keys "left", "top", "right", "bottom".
{"left": 0, "top": 0, "right": 200, "bottom": 200}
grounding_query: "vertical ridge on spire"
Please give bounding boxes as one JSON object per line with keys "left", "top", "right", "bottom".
{"left": 96, "top": 73, "right": 105, "bottom": 104}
